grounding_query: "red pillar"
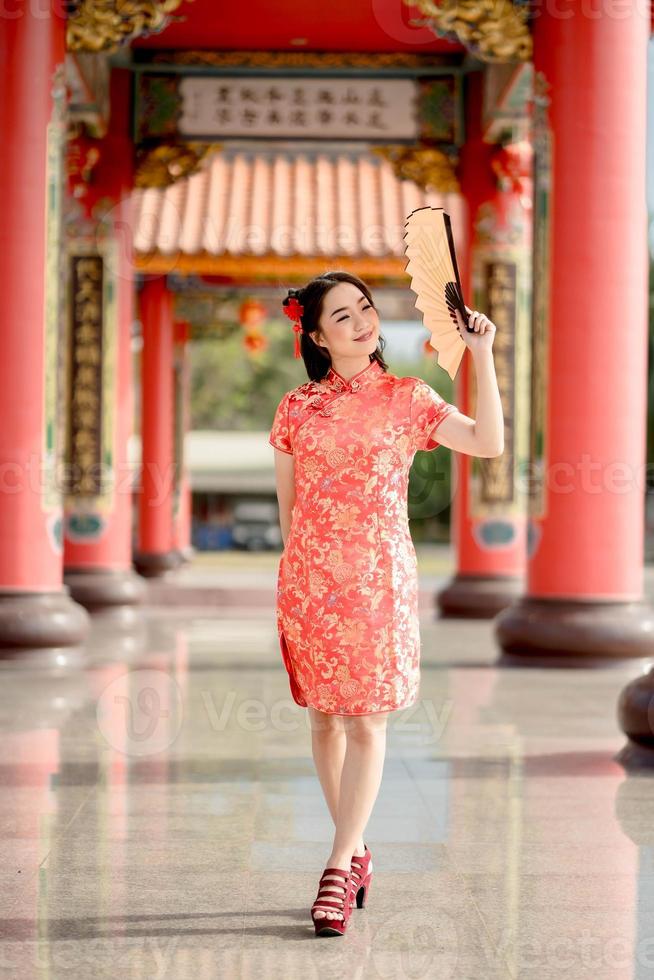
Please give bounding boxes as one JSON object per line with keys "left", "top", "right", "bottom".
{"left": 174, "top": 475, "right": 194, "bottom": 563}
{"left": 439, "top": 73, "right": 529, "bottom": 617}
{"left": 134, "top": 278, "right": 180, "bottom": 577}
{"left": 172, "top": 321, "right": 194, "bottom": 564}
{"left": 64, "top": 70, "right": 145, "bottom": 612}
{"left": 496, "top": 4, "right": 652, "bottom": 664}
{"left": 0, "top": 8, "right": 88, "bottom": 646}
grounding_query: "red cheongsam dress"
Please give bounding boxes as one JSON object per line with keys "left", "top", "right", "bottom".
{"left": 268, "top": 358, "right": 458, "bottom": 715}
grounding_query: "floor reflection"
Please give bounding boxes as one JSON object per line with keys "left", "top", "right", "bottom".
{"left": 0, "top": 605, "right": 653, "bottom": 978}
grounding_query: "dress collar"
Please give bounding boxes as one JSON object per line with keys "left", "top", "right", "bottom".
{"left": 320, "top": 358, "right": 385, "bottom": 392}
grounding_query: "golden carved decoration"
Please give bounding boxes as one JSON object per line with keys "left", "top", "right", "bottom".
{"left": 67, "top": 0, "right": 192, "bottom": 53}
{"left": 373, "top": 145, "right": 460, "bottom": 194}
{"left": 135, "top": 143, "right": 221, "bottom": 189}
{"left": 406, "top": 0, "right": 532, "bottom": 63}
{"left": 149, "top": 49, "right": 459, "bottom": 69}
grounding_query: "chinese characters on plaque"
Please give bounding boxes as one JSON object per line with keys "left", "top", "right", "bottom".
{"left": 479, "top": 261, "right": 515, "bottom": 506}
{"left": 177, "top": 77, "right": 418, "bottom": 139}
{"left": 68, "top": 255, "right": 103, "bottom": 497}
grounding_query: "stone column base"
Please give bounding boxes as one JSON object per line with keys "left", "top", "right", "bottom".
{"left": 133, "top": 550, "right": 183, "bottom": 578}
{"left": 495, "top": 597, "right": 654, "bottom": 667}
{"left": 0, "top": 590, "right": 89, "bottom": 650}
{"left": 616, "top": 667, "right": 654, "bottom": 768}
{"left": 64, "top": 568, "right": 146, "bottom": 612}
{"left": 178, "top": 545, "right": 195, "bottom": 565}
{"left": 437, "top": 574, "right": 524, "bottom": 619}
{"left": 81, "top": 606, "right": 144, "bottom": 633}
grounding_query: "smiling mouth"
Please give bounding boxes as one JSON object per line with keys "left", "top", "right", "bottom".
{"left": 355, "top": 330, "right": 373, "bottom": 342}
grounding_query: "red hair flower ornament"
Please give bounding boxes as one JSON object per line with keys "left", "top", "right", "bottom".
{"left": 283, "top": 295, "right": 304, "bottom": 358}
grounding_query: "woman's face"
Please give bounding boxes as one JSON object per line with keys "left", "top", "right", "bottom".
{"left": 313, "top": 282, "right": 380, "bottom": 359}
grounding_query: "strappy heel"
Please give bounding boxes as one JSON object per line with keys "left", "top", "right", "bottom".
{"left": 349, "top": 844, "right": 373, "bottom": 909}
{"left": 311, "top": 866, "right": 354, "bottom": 937}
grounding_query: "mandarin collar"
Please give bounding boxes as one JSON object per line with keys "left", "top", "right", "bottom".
{"left": 320, "top": 358, "right": 384, "bottom": 393}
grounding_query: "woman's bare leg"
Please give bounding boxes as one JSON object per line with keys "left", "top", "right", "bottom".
{"left": 312, "top": 709, "right": 390, "bottom": 920}
{"left": 308, "top": 706, "right": 365, "bottom": 848}
{"left": 308, "top": 706, "right": 367, "bottom": 920}
{"left": 307, "top": 707, "right": 345, "bottom": 824}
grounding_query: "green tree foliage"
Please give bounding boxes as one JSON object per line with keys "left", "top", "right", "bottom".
{"left": 395, "top": 353, "right": 455, "bottom": 540}
{"left": 191, "top": 319, "right": 455, "bottom": 432}
{"left": 190, "top": 317, "right": 306, "bottom": 430}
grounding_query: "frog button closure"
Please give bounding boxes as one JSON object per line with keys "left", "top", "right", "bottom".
{"left": 320, "top": 407, "right": 333, "bottom": 417}
{"left": 350, "top": 380, "right": 360, "bottom": 391}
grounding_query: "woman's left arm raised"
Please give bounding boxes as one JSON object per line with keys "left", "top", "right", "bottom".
{"left": 434, "top": 307, "right": 504, "bottom": 458}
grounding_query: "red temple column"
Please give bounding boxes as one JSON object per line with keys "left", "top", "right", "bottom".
{"left": 439, "top": 73, "right": 530, "bottom": 617}
{"left": 134, "top": 277, "right": 180, "bottom": 577}
{"left": 174, "top": 475, "right": 194, "bottom": 564}
{"left": 495, "top": 5, "right": 652, "bottom": 665}
{"left": 64, "top": 70, "right": 145, "bottom": 613}
{"left": 0, "top": 8, "right": 88, "bottom": 647}
{"left": 172, "top": 321, "right": 194, "bottom": 564}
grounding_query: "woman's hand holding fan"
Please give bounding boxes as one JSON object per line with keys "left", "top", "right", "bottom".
{"left": 455, "top": 305, "right": 496, "bottom": 355}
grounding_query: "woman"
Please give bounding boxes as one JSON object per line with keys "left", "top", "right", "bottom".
{"left": 269, "top": 271, "right": 503, "bottom": 937}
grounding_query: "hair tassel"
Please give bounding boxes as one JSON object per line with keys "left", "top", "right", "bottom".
{"left": 283, "top": 293, "right": 304, "bottom": 359}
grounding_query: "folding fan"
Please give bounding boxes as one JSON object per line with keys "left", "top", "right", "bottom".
{"left": 403, "top": 206, "right": 472, "bottom": 381}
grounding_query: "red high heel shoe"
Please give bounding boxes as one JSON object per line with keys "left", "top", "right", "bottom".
{"left": 349, "top": 844, "right": 373, "bottom": 909}
{"left": 311, "top": 866, "right": 355, "bottom": 937}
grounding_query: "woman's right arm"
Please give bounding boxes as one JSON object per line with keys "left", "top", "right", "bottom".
{"left": 273, "top": 447, "right": 296, "bottom": 546}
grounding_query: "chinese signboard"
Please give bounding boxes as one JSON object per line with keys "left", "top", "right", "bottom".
{"left": 67, "top": 255, "right": 104, "bottom": 497}
{"left": 469, "top": 247, "right": 532, "bottom": 531}
{"left": 180, "top": 77, "right": 414, "bottom": 139}
{"left": 136, "top": 73, "right": 462, "bottom": 144}
{"left": 479, "top": 261, "right": 516, "bottom": 506}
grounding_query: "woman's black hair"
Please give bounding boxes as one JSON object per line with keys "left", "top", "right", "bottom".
{"left": 282, "top": 271, "right": 388, "bottom": 382}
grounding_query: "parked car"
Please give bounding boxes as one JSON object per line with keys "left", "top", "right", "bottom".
{"left": 231, "top": 500, "right": 282, "bottom": 551}
{"left": 192, "top": 524, "right": 235, "bottom": 551}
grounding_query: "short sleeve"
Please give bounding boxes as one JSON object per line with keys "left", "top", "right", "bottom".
{"left": 269, "top": 391, "right": 294, "bottom": 455}
{"left": 410, "top": 379, "right": 458, "bottom": 452}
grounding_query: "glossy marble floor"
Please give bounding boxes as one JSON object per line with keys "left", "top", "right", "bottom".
{"left": 1, "top": 553, "right": 654, "bottom": 979}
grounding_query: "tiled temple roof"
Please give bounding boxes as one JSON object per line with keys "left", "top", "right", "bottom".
{"left": 132, "top": 149, "right": 464, "bottom": 270}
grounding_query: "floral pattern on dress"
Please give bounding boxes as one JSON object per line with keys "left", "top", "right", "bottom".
{"left": 269, "top": 358, "right": 458, "bottom": 715}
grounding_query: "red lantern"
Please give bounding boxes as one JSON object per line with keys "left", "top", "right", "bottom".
{"left": 243, "top": 331, "right": 268, "bottom": 355}
{"left": 238, "top": 299, "right": 267, "bottom": 329}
